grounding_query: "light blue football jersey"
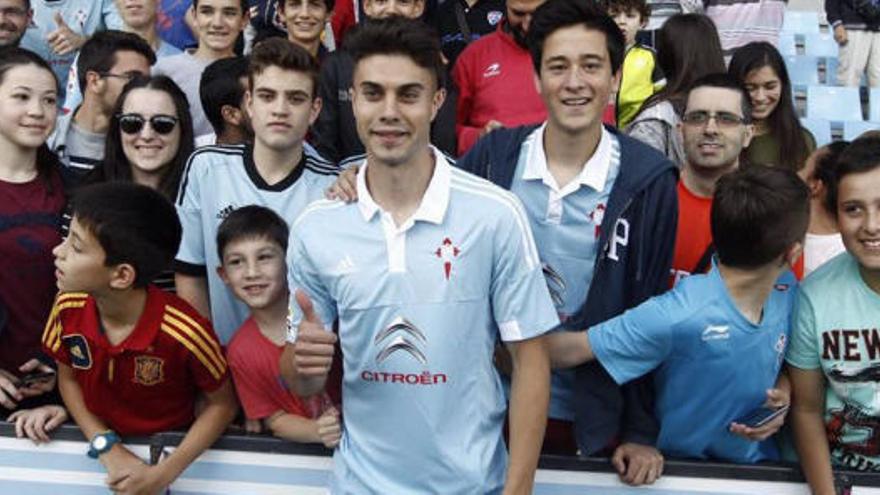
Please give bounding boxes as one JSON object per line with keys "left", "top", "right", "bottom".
{"left": 175, "top": 144, "right": 337, "bottom": 343}
{"left": 589, "top": 262, "right": 796, "bottom": 463}
{"left": 287, "top": 147, "right": 559, "bottom": 494}
{"left": 509, "top": 125, "right": 620, "bottom": 421}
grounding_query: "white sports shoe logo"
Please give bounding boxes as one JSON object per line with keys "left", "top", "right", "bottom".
{"left": 701, "top": 324, "right": 730, "bottom": 341}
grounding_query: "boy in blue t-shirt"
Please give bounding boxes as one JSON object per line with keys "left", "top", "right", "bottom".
{"left": 549, "top": 165, "right": 810, "bottom": 463}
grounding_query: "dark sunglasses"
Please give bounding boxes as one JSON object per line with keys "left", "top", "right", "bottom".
{"left": 117, "top": 113, "right": 179, "bottom": 135}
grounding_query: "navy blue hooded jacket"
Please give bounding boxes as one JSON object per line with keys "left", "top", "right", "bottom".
{"left": 457, "top": 124, "right": 679, "bottom": 454}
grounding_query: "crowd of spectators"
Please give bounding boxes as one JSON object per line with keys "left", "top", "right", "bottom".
{"left": 0, "top": 0, "right": 877, "bottom": 494}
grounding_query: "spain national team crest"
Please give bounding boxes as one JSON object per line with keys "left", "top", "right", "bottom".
{"left": 62, "top": 334, "right": 92, "bottom": 370}
{"left": 435, "top": 237, "right": 461, "bottom": 280}
{"left": 133, "top": 356, "right": 165, "bottom": 386}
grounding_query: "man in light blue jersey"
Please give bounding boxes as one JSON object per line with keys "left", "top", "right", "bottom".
{"left": 281, "top": 17, "right": 558, "bottom": 494}
{"left": 324, "top": 2, "right": 675, "bottom": 480}
{"left": 175, "top": 38, "right": 337, "bottom": 343}
{"left": 549, "top": 165, "right": 809, "bottom": 463}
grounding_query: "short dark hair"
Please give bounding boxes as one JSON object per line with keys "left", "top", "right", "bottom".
{"left": 527, "top": 0, "right": 625, "bottom": 75}
{"left": 712, "top": 165, "right": 809, "bottom": 268}
{"left": 344, "top": 16, "right": 445, "bottom": 89}
{"left": 278, "top": 0, "right": 336, "bottom": 15}
{"left": 812, "top": 140, "right": 849, "bottom": 215}
{"left": 248, "top": 37, "right": 320, "bottom": 98}
{"left": 76, "top": 30, "right": 156, "bottom": 93}
{"left": 828, "top": 136, "right": 880, "bottom": 215}
{"left": 98, "top": 75, "right": 195, "bottom": 201}
{"left": 193, "top": 0, "right": 248, "bottom": 12}
{"left": 201, "top": 56, "right": 248, "bottom": 135}
{"left": 687, "top": 72, "right": 753, "bottom": 123}
{"left": 216, "top": 205, "right": 289, "bottom": 261}
{"left": 604, "top": 0, "right": 650, "bottom": 21}
{"left": 72, "top": 182, "right": 182, "bottom": 288}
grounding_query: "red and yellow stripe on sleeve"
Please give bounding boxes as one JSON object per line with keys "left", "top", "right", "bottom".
{"left": 41, "top": 292, "right": 88, "bottom": 354}
{"left": 159, "top": 305, "right": 227, "bottom": 380}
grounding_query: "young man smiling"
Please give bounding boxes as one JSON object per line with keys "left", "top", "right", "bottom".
{"left": 459, "top": 0, "right": 678, "bottom": 485}
{"left": 152, "top": 0, "right": 249, "bottom": 138}
{"left": 282, "top": 17, "right": 556, "bottom": 494}
{"left": 175, "top": 38, "right": 337, "bottom": 343}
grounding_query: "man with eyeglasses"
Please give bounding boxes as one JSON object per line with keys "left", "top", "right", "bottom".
{"left": 48, "top": 30, "right": 155, "bottom": 184}
{"left": 669, "top": 73, "right": 755, "bottom": 286}
{"left": 0, "top": 0, "right": 30, "bottom": 48}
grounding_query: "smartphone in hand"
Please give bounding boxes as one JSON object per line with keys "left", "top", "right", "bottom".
{"left": 733, "top": 405, "right": 790, "bottom": 428}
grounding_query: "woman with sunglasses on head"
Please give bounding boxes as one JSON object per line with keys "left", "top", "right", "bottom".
{"left": 729, "top": 42, "right": 816, "bottom": 171}
{"left": 87, "top": 75, "right": 194, "bottom": 291}
{"left": 0, "top": 48, "right": 70, "bottom": 441}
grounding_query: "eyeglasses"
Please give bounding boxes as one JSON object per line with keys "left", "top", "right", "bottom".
{"left": 100, "top": 72, "right": 142, "bottom": 82}
{"left": 117, "top": 114, "right": 179, "bottom": 135}
{"left": 681, "top": 111, "right": 748, "bottom": 128}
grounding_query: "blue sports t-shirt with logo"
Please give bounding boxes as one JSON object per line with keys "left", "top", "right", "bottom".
{"left": 509, "top": 124, "right": 620, "bottom": 421}
{"left": 287, "top": 148, "right": 559, "bottom": 494}
{"left": 786, "top": 252, "right": 880, "bottom": 472}
{"left": 175, "top": 144, "right": 337, "bottom": 343}
{"left": 589, "top": 262, "right": 795, "bottom": 463}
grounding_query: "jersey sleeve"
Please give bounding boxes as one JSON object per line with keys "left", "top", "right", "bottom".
{"left": 172, "top": 308, "right": 229, "bottom": 392}
{"left": 40, "top": 294, "right": 76, "bottom": 367}
{"left": 490, "top": 194, "right": 559, "bottom": 342}
{"left": 587, "top": 296, "right": 677, "bottom": 385}
{"left": 785, "top": 290, "right": 821, "bottom": 370}
{"left": 286, "top": 226, "right": 338, "bottom": 342}
{"left": 174, "top": 154, "right": 208, "bottom": 275}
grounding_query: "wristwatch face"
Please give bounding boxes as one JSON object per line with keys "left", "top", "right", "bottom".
{"left": 93, "top": 436, "right": 107, "bottom": 450}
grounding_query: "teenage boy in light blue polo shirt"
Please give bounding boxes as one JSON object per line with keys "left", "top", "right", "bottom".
{"left": 549, "top": 164, "right": 810, "bottom": 463}
{"left": 281, "top": 17, "right": 557, "bottom": 495}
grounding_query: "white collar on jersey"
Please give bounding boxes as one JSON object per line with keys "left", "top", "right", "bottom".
{"left": 356, "top": 145, "right": 451, "bottom": 225}
{"left": 522, "top": 123, "right": 613, "bottom": 194}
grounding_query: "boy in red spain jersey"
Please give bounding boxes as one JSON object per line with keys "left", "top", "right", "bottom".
{"left": 42, "top": 182, "right": 237, "bottom": 495}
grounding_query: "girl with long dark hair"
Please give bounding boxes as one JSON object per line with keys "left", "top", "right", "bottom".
{"left": 729, "top": 41, "right": 816, "bottom": 171}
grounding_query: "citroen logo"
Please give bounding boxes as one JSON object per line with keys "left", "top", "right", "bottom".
{"left": 375, "top": 316, "right": 428, "bottom": 365}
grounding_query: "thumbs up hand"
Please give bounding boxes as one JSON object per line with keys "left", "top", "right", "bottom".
{"left": 292, "top": 289, "right": 337, "bottom": 378}
{"left": 46, "top": 12, "right": 86, "bottom": 56}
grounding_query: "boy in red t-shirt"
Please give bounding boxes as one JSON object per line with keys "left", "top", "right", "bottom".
{"left": 218, "top": 205, "right": 341, "bottom": 447}
{"left": 41, "top": 183, "right": 237, "bottom": 494}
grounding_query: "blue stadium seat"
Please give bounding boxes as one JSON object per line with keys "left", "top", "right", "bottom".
{"left": 824, "top": 57, "right": 839, "bottom": 85}
{"left": 843, "top": 120, "right": 880, "bottom": 140}
{"left": 803, "top": 33, "right": 839, "bottom": 57}
{"left": 870, "top": 88, "right": 880, "bottom": 121}
{"left": 785, "top": 56, "right": 820, "bottom": 87}
{"left": 782, "top": 11, "right": 821, "bottom": 34}
{"left": 806, "top": 86, "right": 862, "bottom": 121}
{"left": 800, "top": 118, "right": 832, "bottom": 147}
{"left": 824, "top": 58, "right": 867, "bottom": 86}
{"left": 778, "top": 32, "right": 798, "bottom": 56}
